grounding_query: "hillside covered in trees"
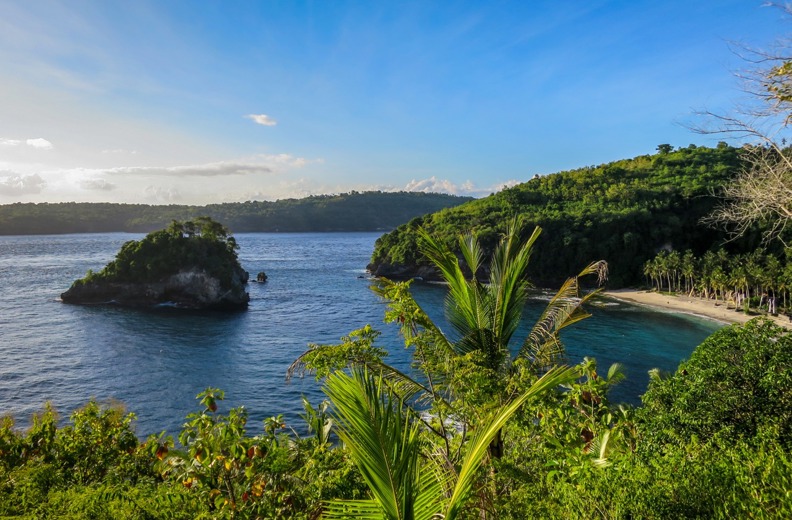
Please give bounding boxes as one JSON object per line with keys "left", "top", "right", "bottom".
{"left": 369, "top": 144, "right": 764, "bottom": 287}
{"left": 0, "top": 191, "right": 471, "bottom": 235}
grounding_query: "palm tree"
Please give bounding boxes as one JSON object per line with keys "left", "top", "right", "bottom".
{"left": 322, "top": 365, "right": 576, "bottom": 520}
{"left": 681, "top": 250, "right": 696, "bottom": 295}
{"left": 666, "top": 250, "right": 681, "bottom": 293}
{"left": 699, "top": 250, "right": 717, "bottom": 300}
{"left": 291, "top": 219, "right": 607, "bottom": 460}
{"left": 653, "top": 251, "right": 669, "bottom": 292}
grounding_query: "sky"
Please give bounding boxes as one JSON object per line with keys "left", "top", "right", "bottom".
{"left": 0, "top": 0, "right": 787, "bottom": 205}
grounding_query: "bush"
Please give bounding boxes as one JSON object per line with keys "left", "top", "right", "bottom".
{"left": 639, "top": 318, "right": 792, "bottom": 450}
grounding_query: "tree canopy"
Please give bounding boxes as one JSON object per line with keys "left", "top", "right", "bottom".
{"left": 72, "top": 217, "right": 244, "bottom": 290}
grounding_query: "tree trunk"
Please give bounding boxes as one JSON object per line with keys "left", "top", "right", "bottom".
{"left": 488, "top": 428, "right": 503, "bottom": 460}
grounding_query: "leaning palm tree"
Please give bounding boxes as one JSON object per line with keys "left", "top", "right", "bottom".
{"left": 322, "top": 365, "right": 577, "bottom": 520}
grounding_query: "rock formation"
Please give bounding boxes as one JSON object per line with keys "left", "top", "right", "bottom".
{"left": 61, "top": 218, "right": 250, "bottom": 310}
{"left": 61, "top": 267, "right": 249, "bottom": 310}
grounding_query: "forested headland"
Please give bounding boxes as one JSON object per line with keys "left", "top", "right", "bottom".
{"left": 369, "top": 144, "right": 768, "bottom": 287}
{"left": 0, "top": 191, "right": 472, "bottom": 235}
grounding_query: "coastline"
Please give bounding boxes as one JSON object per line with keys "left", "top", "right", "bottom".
{"left": 602, "top": 289, "right": 792, "bottom": 330}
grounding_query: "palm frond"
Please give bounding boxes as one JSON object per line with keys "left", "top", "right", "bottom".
{"left": 372, "top": 279, "right": 456, "bottom": 356}
{"left": 489, "top": 223, "right": 541, "bottom": 351}
{"left": 324, "top": 368, "right": 447, "bottom": 520}
{"left": 590, "top": 430, "right": 613, "bottom": 468}
{"left": 519, "top": 260, "right": 608, "bottom": 370}
{"left": 443, "top": 365, "right": 578, "bottom": 520}
{"left": 458, "top": 232, "right": 484, "bottom": 280}
{"left": 370, "top": 359, "right": 450, "bottom": 409}
{"left": 606, "top": 362, "right": 626, "bottom": 386}
{"left": 418, "top": 229, "right": 482, "bottom": 348}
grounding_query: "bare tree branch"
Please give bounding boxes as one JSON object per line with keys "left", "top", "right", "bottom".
{"left": 692, "top": 3, "right": 792, "bottom": 244}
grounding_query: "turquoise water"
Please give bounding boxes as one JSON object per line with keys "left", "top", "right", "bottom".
{"left": 0, "top": 232, "right": 721, "bottom": 437}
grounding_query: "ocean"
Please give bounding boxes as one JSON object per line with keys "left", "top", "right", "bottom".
{"left": 0, "top": 232, "right": 720, "bottom": 437}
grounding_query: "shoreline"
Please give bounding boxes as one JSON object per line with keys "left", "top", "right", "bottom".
{"left": 602, "top": 289, "right": 792, "bottom": 330}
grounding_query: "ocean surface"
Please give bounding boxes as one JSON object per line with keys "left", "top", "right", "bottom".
{"left": 0, "top": 232, "right": 721, "bottom": 438}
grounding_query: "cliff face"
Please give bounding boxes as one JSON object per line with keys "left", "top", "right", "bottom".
{"left": 61, "top": 267, "right": 249, "bottom": 310}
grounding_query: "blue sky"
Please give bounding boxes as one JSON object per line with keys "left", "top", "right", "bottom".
{"left": 0, "top": 0, "right": 786, "bottom": 204}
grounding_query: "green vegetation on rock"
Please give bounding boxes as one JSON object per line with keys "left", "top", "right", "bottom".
{"left": 85, "top": 218, "right": 241, "bottom": 287}
{"left": 639, "top": 319, "right": 792, "bottom": 449}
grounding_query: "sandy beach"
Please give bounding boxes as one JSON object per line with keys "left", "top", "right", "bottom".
{"left": 602, "top": 289, "right": 792, "bottom": 330}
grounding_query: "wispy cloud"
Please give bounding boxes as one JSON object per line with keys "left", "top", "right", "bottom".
{"left": 0, "top": 137, "right": 53, "bottom": 149}
{"left": 0, "top": 171, "right": 46, "bottom": 195}
{"left": 246, "top": 114, "right": 277, "bottom": 126}
{"left": 402, "top": 176, "right": 519, "bottom": 197}
{"left": 92, "top": 154, "right": 315, "bottom": 178}
{"left": 101, "top": 148, "right": 138, "bottom": 155}
{"left": 80, "top": 178, "right": 116, "bottom": 191}
{"left": 257, "top": 153, "right": 322, "bottom": 168}
{"left": 103, "top": 160, "right": 274, "bottom": 177}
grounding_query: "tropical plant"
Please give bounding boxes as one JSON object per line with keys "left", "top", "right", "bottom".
{"left": 321, "top": 365, "right": 577, "bottom": 520}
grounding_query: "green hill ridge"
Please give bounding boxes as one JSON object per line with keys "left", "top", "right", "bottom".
{"left": 369, "top": 144, "right": 761, "bottom": 287}
{"left": 0, "top": 191, "right": 471, "bottom": 235}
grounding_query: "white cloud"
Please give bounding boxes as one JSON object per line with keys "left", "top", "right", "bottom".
{"left": 0, "top": 137, "right": 52, "bottom": 149}
{"left": 256, "top": 153, "right": 322, "bottom": 168}
{"left": 102, "top": 160, "right": 274, "bottom": 177}
{"left": 493, "top": 179, "right": 521, "bottom": 191}
{"left": 101, "top": 148, "right": 138, "bottom": 155}
{"left": 0, "top": 171, "right": 46, "bottom": 195}
{"left": 402, "top": 177, "right": 521, "bottom": 198}
{"left": 245, "top": 114, "right": 277, "bottom": 126}
{"left": 403, "top": 176, "right": 469, "bottom": 195}
{"left": 25, "top": 138, "right": 53, "bottom": 149}
{"left": 80, "top": 178, "right": 116, "bottom": 191}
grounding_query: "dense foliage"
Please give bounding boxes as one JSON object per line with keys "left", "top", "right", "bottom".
{"left": 0, "top": 393, "right": 366, "bottom": 519}
{"left": 639, "top": 319, "right": 791, "bottom": 449}
{"left": 0, "top": 192, "right": 471, "bottom": 235}
{"left": 370, "top": 144, "right": 753, "bottom": 287}
{"left": 71, "top": 217, "right": 244, "bottom": 290}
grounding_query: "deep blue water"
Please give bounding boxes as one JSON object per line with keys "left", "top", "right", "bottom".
{"left": 0, "top": 232, "right": 721, "bottom": 438}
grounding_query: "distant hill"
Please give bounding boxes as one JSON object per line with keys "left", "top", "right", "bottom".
{"left": 0, "top": 191, "right": 472, "bottom": 235}
{"left": 369, "top": 145, "right": 768, "bottom": 288}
